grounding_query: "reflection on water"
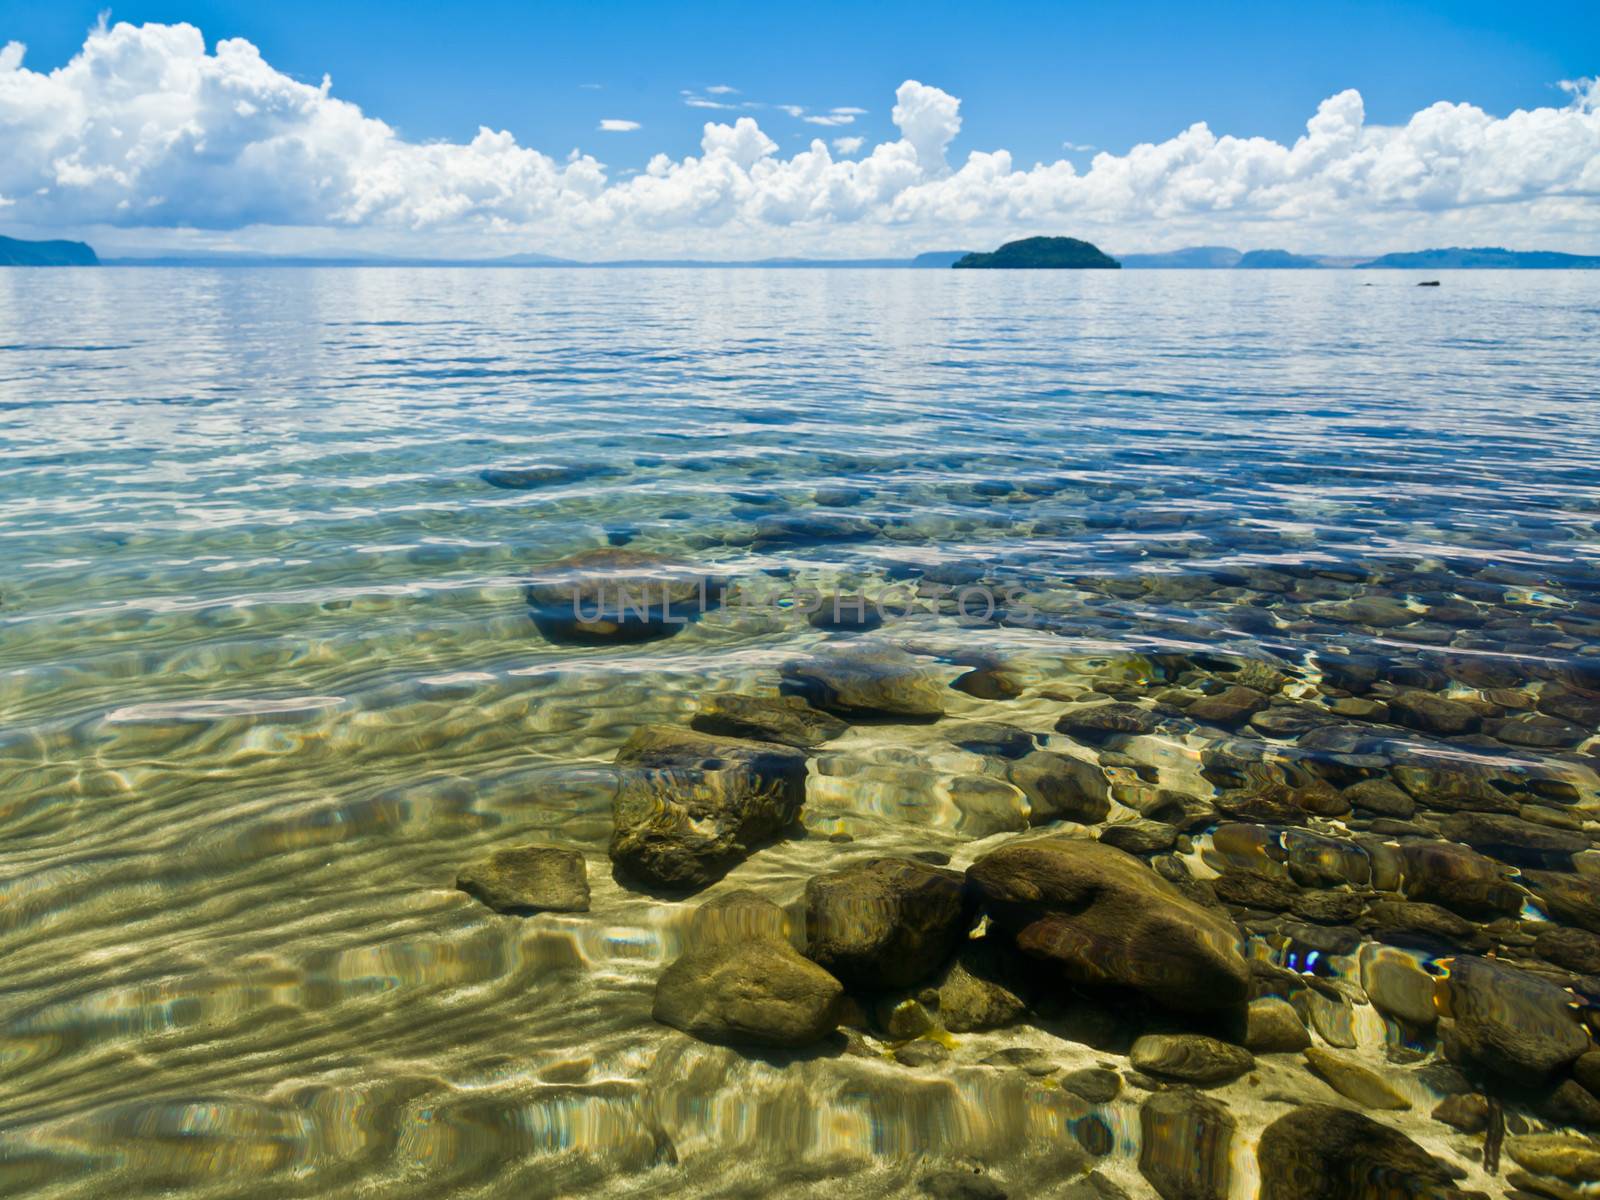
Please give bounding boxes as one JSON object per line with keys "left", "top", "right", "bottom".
{"left": 0, "top": 268, "right": 1597, "bottom": 1198}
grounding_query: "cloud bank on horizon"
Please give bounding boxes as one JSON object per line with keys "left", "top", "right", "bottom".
{"left": 1, "top": 21, "right": 1598, "bottom": 257}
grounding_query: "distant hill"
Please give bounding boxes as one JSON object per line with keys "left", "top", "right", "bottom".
{"left": 1355, "top": 246, "right": 1600, "bottom": 269}
{"left": 1235, "top": 249, "right": 1325, "bottom": 269}
{"left": 1118, "top": 246, "right": 1244, "bottom": 269}
{"left": 953, "top": 237, "right": 1120, "bottom": 269}
{"left": 103, "top": 250, "right": 966, "bottom": 268}
{"left": 0, "top": 235, "right": 98, "bottom": 266}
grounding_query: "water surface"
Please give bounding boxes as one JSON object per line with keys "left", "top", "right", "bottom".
{"left": 1, "top": 268, "right": 1597, "bottom": 1198}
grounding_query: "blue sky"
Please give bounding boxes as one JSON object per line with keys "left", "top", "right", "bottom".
{"left": 7, "top": 0, "right": 1593, "bottom": 169}
{"left": 1, "top": 2, "right": 1596, "bottom": 256}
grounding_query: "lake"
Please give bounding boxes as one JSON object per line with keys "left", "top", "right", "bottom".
{"left": 1, "top": 267, "right": 1597, "bottom": 1198}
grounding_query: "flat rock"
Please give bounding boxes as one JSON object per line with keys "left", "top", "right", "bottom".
{"left": 1139, "top": 1088, "right": 1234, "bottom": 1200}
{"left": 782, "top": 644, "right": 946, "bottom": 719}
{"left": 804, "top": 856, "right": 975, "bottom": 989}
{"left": 652, "top": 892, "right": 842, "bottom": 1047}
{"left": 456, "top": 845, "right": 590, "bottom": 913}
{"left": 1302, "top": 1047, "right": 1410, "bottom": 1110}
{"left": 1257, "top": 1105, "right": 1479, "bottom": 1200}
{"left": 968, "top": 837, "right": 1248, "bottom": 1012}
{"left": 1131, "top": 1034, "right": 1254, "bottom": 1085}
{"left": 1445, "top": 955, "right": 1590, "bottom": 1085}
{"left": 690, "top": 693, "right": 847, "bottom": 748}
{"left": 610, "top": 726, "right": 807, "bottom": 891}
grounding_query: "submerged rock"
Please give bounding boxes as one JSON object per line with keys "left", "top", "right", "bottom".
{"left": 1387, "top": 690, "right": 1482, "bottom": 736}
{"left": 782, "top": 644, "right": 946, "bottom": 720}
{"left": 1185, "top": 684, "right": 1269, "bottom": 728}
{"left": 455, "top": 845, "right": 590, "bottom": 913}
{"left": 1139, "top": 1089, "right": 1234, "bottom": 1200}
{"left": 1398, "top": 841, "right": 1523, "bottom": 918}
{"left": 1434, "top": 812, "right": 1587, "bottom": 869}
{"left": 803, "top": 857, "right": 975, "bottom": 990}
{"left": 1130, "top": 1034, "right": 1253, "bottom": 1085}
{"left": 967, "top": 837, "right": 1249, "bottom": 1012}
{"left": 1443, "top": 955, "right": 1590, "bottom": 1085}
{"left": 653, "top": 892, "right": 843, "bottom": 1047}
{"left": 1245, "top": 997, "right": 1312, "bottom": 1053}
{"left": 1523, "top": 870, "right": 1600, "bottom": 933}
{"left": 933, "top": 939, "right": 1027, "bottom": 1032}
{"left": 524, "top": 547, "right": 723, "bottom": 642}
{"left": 690, "top": 693, "right": 847, "bottom": 748}
{"left": 1257, "top": 1105, "right": 1476, "bottom": 1200}
{"left": 1508, "top": 1134, "right": 1600, "bottom": 1183}
{"left": 1302, "top": 1047, "right": 1411, "bottom": 1111}
{"left": 1005, "top": 751, "right": 1111, "bottom": 825}
{"left": 480, "top": 464, "right": 615, "bottom": 490}
{"left": 1055, "top": 702, "right": 1162, "bottom": 741}
{"left": 610, "top": 726, "right": 807, "bottom": 891}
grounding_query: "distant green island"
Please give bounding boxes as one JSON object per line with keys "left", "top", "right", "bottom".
{"left": 953, "top": 237, "right": 1120, "bottom": 269}
{"left": 0, "top": 235, "right": 98, "bottom": 266}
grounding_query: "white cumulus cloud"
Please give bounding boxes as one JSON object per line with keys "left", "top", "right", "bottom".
{"left": 598, "top": 118, "right": 640, "bottom": 132}
{"left": 1, "top": 22, "right": 1597, "bottom": 258}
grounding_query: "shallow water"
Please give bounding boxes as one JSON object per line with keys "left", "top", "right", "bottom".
{"left": 0, "top": 267, "right": 1597, "bottom": 1198}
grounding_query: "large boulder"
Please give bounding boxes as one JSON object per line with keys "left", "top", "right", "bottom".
{"left": 803, "top": 857, "right": 976, "bottom": 989}
{"left": 653, "top": 892, "right": 843, "bottom": 1047}
{"left": 524, "top": 548, "right": 723, "bottom": 642}
{"left": 1443, "top": 955, "right": 1590, "bottom": 1085}
{"left": 782, "top": 644, "right": 946, "bottom": 720}
{"left": 966, "top": 837, "right": 1249, "bottom": 1012}
{"left": 610, "top": 726, "right": 807, "bottom": 891}
{"left": 456, "top": 845, "right": 590, "bottom": 913}
{"left": 1257, "top": 1105, "right": 1480, "bottom": 1200}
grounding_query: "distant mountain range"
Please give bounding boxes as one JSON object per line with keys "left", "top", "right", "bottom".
{"left": 2, "top": 233, "right": 1597, "bottom": 269}
{"left": 90, "top": 249, "right": 971, "bottom": 269}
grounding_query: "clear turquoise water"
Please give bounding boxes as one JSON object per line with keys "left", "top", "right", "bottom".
{"left": 0, "top": 267, "right": 1597, "bottom": 1197}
